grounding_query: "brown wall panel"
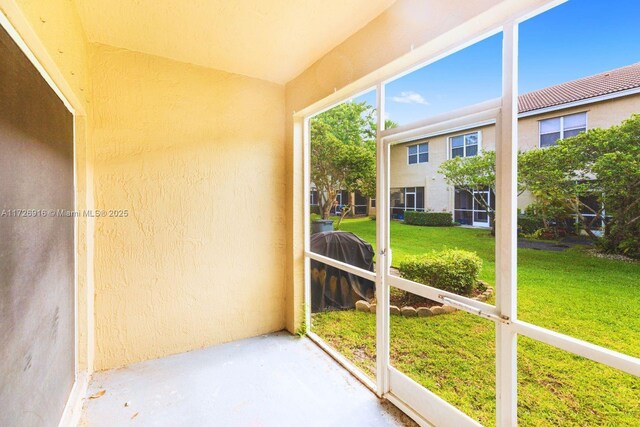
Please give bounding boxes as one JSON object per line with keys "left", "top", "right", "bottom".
{"left": 0, "top": 24, "right": 74, "bottom": 427}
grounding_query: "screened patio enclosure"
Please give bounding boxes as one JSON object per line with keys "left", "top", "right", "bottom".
{"left": 300, "top": 1, "right": 640, "bottom": 426}
{"left": 1, "top": 0, "right": 638, "bottom": 426}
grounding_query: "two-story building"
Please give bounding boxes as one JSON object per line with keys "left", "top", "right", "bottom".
{"left": 386, "top": 62, "right": 640, "bottom": 226}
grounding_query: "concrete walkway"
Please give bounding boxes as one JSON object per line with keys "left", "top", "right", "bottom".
{"left": 518, "top": 235, "right": 593, "bottom": 252}
{"left": 81, "top": 332, "right": 415, "bottom": 427}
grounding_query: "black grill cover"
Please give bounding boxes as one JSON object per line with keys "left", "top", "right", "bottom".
{"left": 310, "top": 231, "right": 375, "bottom": 312}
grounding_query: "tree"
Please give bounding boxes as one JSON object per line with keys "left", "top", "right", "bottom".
{"left": 311, "top": 101, "right": 393, "bottom": 221}
{"left": 520, "top": 114, "right": 640, "bottom": 257}
{"left": 591, "top": 117, "right": 640, "bottom": 257}
{"left": 518, "top": 143, "right": 597, "bottom": 237}
{"left": 438, "top": 148, "right": 590, "bottom": 236}
{"left": 438, "top": 150, "right": 500, "bottom": 231}
{"left": 437, "top": 115, "right": 640, "bottom": 257}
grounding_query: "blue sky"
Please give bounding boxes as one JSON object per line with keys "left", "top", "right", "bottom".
{"left": 354, "top": 0, "right": 640, "bottom": 125}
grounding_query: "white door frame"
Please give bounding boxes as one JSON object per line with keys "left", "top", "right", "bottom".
{"left": 0, "top": 9, "right": 88, "bottom": 427}
{"left": 472, "top": 189, "right": 491, "bottom": 227}
{"left": 381, "top": 98, "right": 503, "bottom": 426}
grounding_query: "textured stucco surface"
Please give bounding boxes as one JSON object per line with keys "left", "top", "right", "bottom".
{"left": 89, "top": 44, "right": 286, "bottom": 370}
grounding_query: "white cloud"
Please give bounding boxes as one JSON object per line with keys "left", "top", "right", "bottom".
{"left": 391, "top": 91, "right": 429, "bottom": 106}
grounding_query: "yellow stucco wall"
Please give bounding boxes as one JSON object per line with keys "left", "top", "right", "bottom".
{"left": 3, "top": 0, "right": 289, "bottom": 372}
{"left": 89, "top": 44, "right": 286, "bottom": 370}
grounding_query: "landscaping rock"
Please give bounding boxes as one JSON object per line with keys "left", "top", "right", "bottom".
{"left": 442, "top": 305, "right": 457, "bottom": 313}
{"left": 416, "top": 307, "right": 433, "bottom": 317}
{"left": 355, "top": 300, "right": 370, "bottom": 312}
{"left": 430, "top": 306, "right": 446, "bottom": 315}
{"left": 476, "top": 294, "right": 487, "bottom": 302}
{"left": 318, "top": 269, "right": 327, "bottom": 286}
{"left": 401, "top": 307, "right": 418, "bottom": 317}
{"left": 369, "top": 304, "right": 377, "bottom": 314}
{"left": 390, "top": 305, "right": 401, "bottom": 315}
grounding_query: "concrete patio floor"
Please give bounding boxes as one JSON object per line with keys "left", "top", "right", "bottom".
{"left": 80, "top": 332, "right": 416, "bottom": 426}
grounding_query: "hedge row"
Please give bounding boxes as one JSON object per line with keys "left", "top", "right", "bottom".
{"left": 517, "top": 215, "right": 544, "bottom": 235}
{"left": 404, "top": 211, "right": 453, "bottom": 226}
{"left": 398, "top": 249, "right": 482, "bottom": 296}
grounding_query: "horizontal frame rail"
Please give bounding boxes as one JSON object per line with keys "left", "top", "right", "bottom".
{"left": 305, "top": 251, "right": 377, "bottom": 282}
{"left": 306, "top": 331, "right": 377, "bottom": 393}
{"left": 387, "top": 274, "right": 500, "bottom": 317}
{"left": 388, "top": 367, "right": 481, "bottom": 427}
{"left": 441, "top": 296, "right": 509, "bottom": 324}
{"left": 380, "top": 98, "right": 501, "bottom": 140}
{"left": 513, "top": 320, "right": 640, "bottom": 377}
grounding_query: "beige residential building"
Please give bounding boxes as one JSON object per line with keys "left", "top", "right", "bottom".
{"left": 387, "top": 63, "right": 640, "bottom": 226}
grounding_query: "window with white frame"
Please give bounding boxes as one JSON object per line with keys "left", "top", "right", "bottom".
{"left": 408, "top": 142, "right": 428, "bottom": 164}
{"left": 390, "top": 187, "right": 424, "bottom": 218}
{"left": 539, "top": 112, "right": 587, "bottom": 147}
{"left": 450, "top": 131, "right": 479, "bottom": 158}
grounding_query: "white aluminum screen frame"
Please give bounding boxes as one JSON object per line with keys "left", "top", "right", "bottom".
{"left": 301, "top": 2, "right": 640, "bottom": 426}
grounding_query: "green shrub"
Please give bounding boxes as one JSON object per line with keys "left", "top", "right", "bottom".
{"left": 404, "top": 211, "right": 453, "bottom": 226}
{"left": 398, "top": 249, "right": 482, "bottom": 296}
{"left": 518, "top": 215, "right": 544, "bottom": 235}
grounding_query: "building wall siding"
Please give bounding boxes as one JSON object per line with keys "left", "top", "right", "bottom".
{"left": 390, "top": 94, "right": 640, "bottom": 214}
{"left": 90, "top": 44, "right": 287, "bottom": 370}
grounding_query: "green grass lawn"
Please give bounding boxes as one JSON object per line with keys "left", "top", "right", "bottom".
{"left": 311, "top": 217, "right": 640, "bottom": 426}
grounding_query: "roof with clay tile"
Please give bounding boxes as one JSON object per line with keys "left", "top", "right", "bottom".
{"left": 518, "top": 62, "right": 640, "bottom": 113}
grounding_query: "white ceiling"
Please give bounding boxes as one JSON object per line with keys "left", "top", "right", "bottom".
{"left": 73, "top": 0, "right": 397, "bottom": 84}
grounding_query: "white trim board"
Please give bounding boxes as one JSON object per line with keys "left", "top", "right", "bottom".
{"left": 0, "top": 8, "right": 75, "bottom": 115}
{"left": 57, "top": 372, "right": 89, "bottom": 427}
{"left": 397, "top": 119, "right": 496, "bottom": 147}
{"left": 0, "top": 8, "right": 85, "bottom": 427}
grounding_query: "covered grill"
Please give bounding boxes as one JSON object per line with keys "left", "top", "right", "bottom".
{"left": 310, "top": 231, "right": 375, "bottom": 312}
